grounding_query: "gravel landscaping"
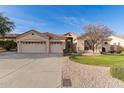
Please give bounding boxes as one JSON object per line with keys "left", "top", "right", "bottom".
{"left": 62, "top": 57, "right": 124, "bottom": 88}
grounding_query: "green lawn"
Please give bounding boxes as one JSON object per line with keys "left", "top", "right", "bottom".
{"left": 70, "top": 54, "right": 124, "bottom": 82}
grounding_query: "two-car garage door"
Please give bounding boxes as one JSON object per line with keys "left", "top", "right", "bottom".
{"left": 20, "top": 41, "right": 64, "bottom": 53}
{"left": 21, "top": 41, "right": 46, "bottom": 53}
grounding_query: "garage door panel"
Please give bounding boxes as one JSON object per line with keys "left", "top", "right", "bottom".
{"left": 50, "top": 42, "right": 63, "bottom": 53}
{"left": 21, "top": 42, "right": 46, "bottom": 53}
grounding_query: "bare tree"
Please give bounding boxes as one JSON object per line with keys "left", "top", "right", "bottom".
{"left": 80, "top": 24, "right": 113, "bottom": 53}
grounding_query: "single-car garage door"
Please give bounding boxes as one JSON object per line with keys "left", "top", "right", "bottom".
{"left": 21, "top": 41, "right": 46, "bottom": 53}
{"left": 50, "top": 42, "right": 63, "bottom": 53}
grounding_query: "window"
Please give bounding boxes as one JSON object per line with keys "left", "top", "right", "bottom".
{"left": 40, "top": 42, "right": 45, "bottom": 44}
{"left": 113, "top": 43, "right": 116, "bottom": 45}
{"left": 67, "top": 39, "right": 71, "bottom": 42}
{"left": 104, "top": 42, "right": 108, "bottom": 44}
{"left": 118, "top": 42, "right": 120, "bottom": 46}
{"left": 50, "top": 42, "right": 62, "bottom": 44}
{"left": 57, "top": 42, "right": 62, "bottom": 44}
{"left": 50, "top": 42, "right": 56, "bottom": 44}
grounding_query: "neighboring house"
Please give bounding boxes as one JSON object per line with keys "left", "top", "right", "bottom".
{"left": 102, "top": 35, "right": 124, "bottom": 53}
{"left": 76, "top": 35, "right": 124, "bottom": 53}
{"left": 0, "top": 34, "right": 18, "bottom": 41}
{"left": 109, "top": 35, "right": 124, "bottom": 47}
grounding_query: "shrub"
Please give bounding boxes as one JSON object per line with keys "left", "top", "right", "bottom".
{"left": 116, "top": 46, "right": 124, "bottom": 54}
{"left": 63, "top": 48, "right": 74, "bottom": 56}
{"left": 0, "top": 41, "right": 4, "bottom": 47}
{"left": 0, "top": 40, "right": 17, "bottom": 51}
{"left": 120, "top": 46, "right": 124, "bottom": 51}
{"left": 111, "top": 64, "right": 124, "bottom": 82}
{"left": 63, "top": 49, "right": 68, "bottom": 55}
{"left": 63, "top": 48, "right": 70, "bottom": 56}
{"left": 117, "top": 50, "right": 122, "bottom": 54}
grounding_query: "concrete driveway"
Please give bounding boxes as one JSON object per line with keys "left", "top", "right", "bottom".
{"left": 0, "top": 52, "right": 64, "bottom": 88}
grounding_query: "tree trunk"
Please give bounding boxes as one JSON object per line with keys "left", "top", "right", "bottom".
{"left": 92, "top": 46, "right": 95, "bottom": 54}
{"left": 2, "top": 34, "right": 5, "bottom": 41}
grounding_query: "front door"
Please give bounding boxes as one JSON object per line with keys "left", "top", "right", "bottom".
{"left": 102, "top": 47, "right": 106, "bottom": 52}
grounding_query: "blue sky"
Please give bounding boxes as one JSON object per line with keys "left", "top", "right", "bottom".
{"left": 0, "top": 5, "right": 124, "bottom": 35}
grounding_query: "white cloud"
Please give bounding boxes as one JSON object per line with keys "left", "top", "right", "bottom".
{"left": 10, "top": 17, "right": 45, "bottom": 28}
{"left": 10, "top": 29, "right": 22, "bottom": 34}
{"left": 8, "top": 16, "right": 47, "bottom": 33}
{"left": 62, "top": 16, "right": 89, "bottom": 28}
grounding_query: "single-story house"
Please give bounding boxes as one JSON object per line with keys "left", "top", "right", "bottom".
{"left": 1, "top": 29, "right": 124, "bottom": 54}
{"left": 101, "top": 35, "right": 124, "bottom": 53}
{"left": 0, "top": 34, "right": 18, "bottom": 41}
{"left": 77, "top": 35, "right": 124, "bottom": 53}
{"left": 16, "top": 30, "right": 65, "bottom": 53}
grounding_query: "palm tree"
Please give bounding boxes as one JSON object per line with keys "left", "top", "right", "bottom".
{"left": 0, "top": 13, "right": 15, "bottom": 39}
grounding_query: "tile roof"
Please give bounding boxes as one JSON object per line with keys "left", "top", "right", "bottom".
{"left": 43, "top": 32, "right": 66, "bottom": 40}
{"left": 5, "top": 29, "right": 66, "bottom": 40}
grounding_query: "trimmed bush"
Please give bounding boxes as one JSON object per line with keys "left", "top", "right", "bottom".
{"left": 0, "top": 40, "right": 17, "bottom": 51}
{"left": 63, "top": 48, "right": 70, "bottom": 56}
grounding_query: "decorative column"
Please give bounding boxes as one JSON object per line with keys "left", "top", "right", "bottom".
{"left": 17, "top": 41, "right": 20, "bottom": 53}
{"left": 17, "top": 41, "right": 22, "bottom": 53}
{"left": 46, "top": 40, "right": 49, "bottom": 53}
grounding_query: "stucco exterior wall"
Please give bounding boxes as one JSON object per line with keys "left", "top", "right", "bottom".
{"left": 102, "top": 44, "right": 111, "bottom": 52}
{"left": 109, "top": 35, "right": 124, "bottom": 47}
{"left": 16, "top": 33, "right": 48, "bottom": 42}
{"left": 16, "top": 32, "right": 49, "bottom": 53}
{"left": 76, "top": 39, "right": 84, "bottom": 53}
{"left": 76, "top": 35, "right": 124, "bottom": 54}
{"left": 16, "top": 31, "right": 65, "bottom": 53}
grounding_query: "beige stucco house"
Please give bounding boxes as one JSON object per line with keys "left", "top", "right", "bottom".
{"left": 76, "top": 35, "right": 124, "bottom": 53}
{"left": 101, "top": 35, "right": 124, "bottom": 53}
{"left": 16, "top": 30, "right": 65, "bottom": 53}
{"left": 0, "top": 34, "right": 18, "bottom": 41}
{"left": 1, "top": 29, "right": 124, "bottom": 54}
